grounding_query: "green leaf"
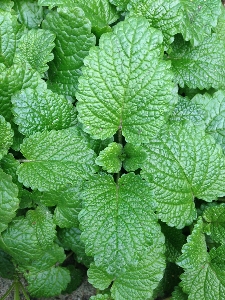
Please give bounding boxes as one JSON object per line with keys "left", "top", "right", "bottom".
{"left": 19, "top": 244, "right": 70, "bottom": 297}
{"left": 177, "top": 218, "right": 225, "bottom": 300}
{"left": 58, "top": 227, "right": 93, "bottom": 267}
{"left": 171, "top": 286, "right": 188, "bottom": 300}
{"left": 0, "top": 62, "right": 46, "bottom": 121}
{"left": 12, "top": 85, "right": 77, "bottom": 136}
{"left": 0, "top": 153, "right": 20, "bottom": 186}
{"left": 37, "top": 0, "right": 63, "bottom": 8}
{"left": 0, "top": 0, "right": 14, "bottom": 12}
{"left": 0, "top": 115, "right": 13, "bottom": 160}
{"left": 192, "top": 91, "right": 225, "bottom": 152}
{"left": 35, "top": 185, "right": 82, "bottom": 228}
{"left": 0, "top": 249, "right": 15, "bottom": 279}
{"left": 14, "top": 29, "right": 55, "bottom": 76}
{"left": 95, "top": 142, "right": 123, "bottom": 173}
{"left": 0, "top": 169, "right": 19, "bottom": 233}
{"left": 79, "top": 173, "right": 161, "bottom": 275}
{"left": 13, "top": 0, "right": 44, "bottom": 29}
{"left": 141, "top": 121, "right": 225, "bottom": 228}
{"left": 213, "top": 5, "right": 225, "bottom": 43}
{"left": 62, "top": 265, "right": 83, "bottom": 294}
{"left": 123, "top": 143, "right": 147, "bottom": 171}
{"left": 77, "top": 16, "right": 176, "bottom": 143}
{"left": 42, "top": 7, "right": 95, "bottom": 96}
{"left": 109, "top": 0, "right": 129, "bottom": 11}
{"left": 0, "top": 9, "right": 24, "bottom": 66}
{"left": 26, "top": 206, "right": 56, "bottom": 248}
{"left": 179, "top": 0, "right": 221, "bottom": 46}
{"left": 203, "top": 204, "right": 225, "bottom": 243}
{"left": 17, "top": 128, "right": 97, "bottom": 191}
{"left": 169, "top": 34, "right": 225, "bottom": 89}
{"left": 128, "top": 0, "right": 182, "bottom": 47}
{"left": 90, "top": 295, "right": 110, "bottom": 300}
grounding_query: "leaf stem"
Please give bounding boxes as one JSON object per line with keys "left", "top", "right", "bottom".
{"left": 0, "top": 282, "right": 15, "bottom": 300}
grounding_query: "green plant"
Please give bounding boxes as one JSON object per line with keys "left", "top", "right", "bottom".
{"left": 1, "top": 0, "right": 225, "bottom": 299}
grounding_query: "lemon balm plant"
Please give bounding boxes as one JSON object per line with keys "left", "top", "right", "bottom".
{"left": 1, "top": 0, "right": 225, "bottom": 299}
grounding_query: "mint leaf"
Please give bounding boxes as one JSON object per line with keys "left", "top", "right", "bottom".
{"left": 0, "top": 153, "right": 20, "bottom": 186}
{"left": 79, "top": 173, "right": 160, "bottom": 275}
{"left": 141, "top": 121, "right": 225, "bottom": 228}
{"left": 14, "top": 29, "right": 55, "bottom": 76}
{"left": 203, "top": 205, "right": 225, "bottom": 243}
{"left": 109, "top": 0, "right": 129, "bottom": 11}
{"left": 12, "top": 85, "right": 77, "bottom": 136}
{"left": 38, "top": 0, "right": 63, "bottom": 8}
{"left": 58, "top": 227, "right": 93, "bottom": 267}
{"left": 19, "top": 244, "right": 70, "bottom": 297}
{"left": 123, "top": 143, "right": 147, "bottom": 171}
{"left": 0, "top": 249, "right": 15, "bottom": 279}
{"left": 42, "top": 7, "right": 95, "bottom": 96}
{"left": 17, "top": 128, "right": 97, "bottom": 191}
{"left": 77, "top": 16, "right": 176, "bottom": 143}
{"left": 95, "top": 142, "right": 123, "bottom": 173}
{"left": 0, "top": 169, "right": 19, "bottom": 233}
{"left": 62, "top": 265, "right": 83, "bottom": 294}
{"left": 179, "top": 0, "right": 221, "bottom": 46}
{"left": 13, "top": 0, "right": 44, "bottom": 29}
{"left": 177, "top": 218, "right": 225, "bottom": 300}
{"left": 128, "top": 0, "right": 182, "bottom": 47}
{"left": 0, "top": 62, "right": 45, "bottom": 121}
{"left": 213, "top": 6, "right": 225, "bottom": 42}
{"left": 26, "top": 206, "right": 56, "bottom": 248}
{"left": 192, "top": 91, "right": 225, "bottom": 151}
{"left": 169, "top": 34, "right": 225, "bottom": 89}
{"left": 0, "top": 115, "right": 13, "bottom": 160}
{"left": 90, "top": 295, "right": 110, "bottom": 300}
{"left": 171, "top": 286, "right": 188, "bottom": 300}
{"left": 0, "top": 0, "right": 14, "bottom": 12}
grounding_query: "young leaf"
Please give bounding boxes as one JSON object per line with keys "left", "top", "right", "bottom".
{"left": 95, "top": 142, "right": 123, "bottom": 173}
{"left": 0, "top": 115, "right": 13, "bottom": 160}
{"left": 79, "top": 173, "right": 160, "bottom": 275}
{"left": 77, "top": 16, "right": 176, "bottom": 143}
{"left": 177, "top": 218, "right": 225, "bottom": 300}
{"left": 42, "top": 7, "right": 96, "bottom": 96}
{"left": 141, "top": 121, "right": 225, "bottom": 228}
{"left": 123, "top": 143, "right": 147, "bottom": 171}
{"left": 11, "top": 85, "right": 77, "bottom": 136}
{"left": 128, "top": 0, "right": 182, "bottom": 47}
{"left": 14, "top": 29, "right": 55, "bottom": 76}
{"left": 179, "top": 0, "right": 221, "bottom": 46}
{"left": 13, "top": 0, "right": 44, "bottom": 29}
{"left": 169, "top": 34, "right": 225, "bottom": 89}
{"left": 17, "top": 128, "right": 97, "bottom": 191}
{"left": 192, "top": 91, "right": 225, "bottom": 151}
{"left": 0, "top": 169, "right": 19, "bottom": 233}
{"left": 203, "top": 205, "right": 225, "bottom": 243}
{"left": 19, "top": 244, "right": 70, "bottom": 297}
{"left": 26, "top": 206, "right": 56, "bottom": 248}
{"left": 0, "top": 62, "right": 46, "bottom": 121}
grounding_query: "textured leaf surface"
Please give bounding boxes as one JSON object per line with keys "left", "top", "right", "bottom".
{"left": 77, "top": 16, "right": 176, "bottom": 143}
{"left": 14, "top": 29, "right": 55, "bottom": 75}
{"left": 128, "top": 0, "right": 182, "bottom": 47}
{"left": 192, "top": 91, "right": 225, "bottom": 151}
{"left": 38, "top": 0, "right": 63, "bottom": 8}
{"left": 95, "top": 142, "right": 123, "bottom": 173}
{"left": 42, "top": 7, "right": 95, "bottom": 96}
{"left": 109, "top": 0, "right": 129, "bottom": 11}
{"left": 171, "top": 286, "right": 188, "bottom": 300}
{"left": 177, "top": 218, "right": 225, "bottom": 300}
{"left": 12, "top": 86, "right": 77, "bottom": 136}
{"left": 0, "top": 62, "right": 45, "bottom": 121}
{"left": 0, "top": 169, "right": 19, "bottom": 233}
{"left": 20, "top": 244, "right": 70, "bottom": 297}
{"left": 0, "top": 115, "right": 13, "bottom": 160}
{"left": 203, "top": 205, "right": 225, "bottom": 243}
{"left": 179, "top": 0, "right": 221, "bottom": 46}
{"left": 90, "top": 295, "right": 110, "bottom": 300}
{"left": 170, "top": 34, "right": 225, "bottom": 89}
{"left": 123, "top": 143, "right": 147, "bottom": 171}
{"left": 79, "top": 173, "right": 161, "bottom": 275}
{"left": 88, "top": 241, "right": 165, "bottom": 300}
{"left": 26, "top": 206, "right": 56, "bottom": 248}
{"left": 35, "top": 185, "right": 82, "bottom": 228}
{"left": 13, "top": 0, "right": 44, "bottom": 29}
{"left": 0, "top": 250, "right": 15, "bottom": 279}
{"left": 141, "top": 121, "right": 225, "bottom": 228}
{"left": 17, "top": 128, "right": 97, "bottom": 191}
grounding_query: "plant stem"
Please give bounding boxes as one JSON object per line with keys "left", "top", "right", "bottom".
{"left": 0, "top": 283, "right": 15, "bottom": 300}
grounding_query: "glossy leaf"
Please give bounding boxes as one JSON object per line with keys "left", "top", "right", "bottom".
{"left": 0, "top": 169, "right": 19, "bottom": 233}
{"left": 42, "top": 7, "right": 95, "bottom": 96}
{"left": 0, "top": 115, "right": 13, "bottom": 160}
{"left": 12, "top": 85, "right": 77, "bottom": 136}
{"left": 17, "top": 128, "right": 97, "bottom": 191}
{"left": 141, "top": 121, "right": 225, "bottom": 228}
{"left": 77, "top": 16, "right": 176, "bottom": 143}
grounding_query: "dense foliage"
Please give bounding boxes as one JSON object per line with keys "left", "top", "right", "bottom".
{"left": 1, "top": 0, "right": 225, "bottom": 299}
